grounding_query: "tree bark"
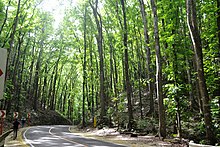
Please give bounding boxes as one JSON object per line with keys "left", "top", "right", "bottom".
{"left": 50, "top": 52, "right": 60, "bottom": 110}
{"left": 216, "top": 0, "right": 220, "bottom": 116}
{"left": 121, "top": 0, "right": 133, "bottom": 130}
{"left": 82, "top": 5, "right": 87, "bottom": 128}
{"left": 217, "top": 0, "right": 220, "bottom": 54}
{"left": 89, "top": 40, "right": 95, "bottom": 126}
{"left": 90, "top": 0, "right": 106, "bottom": 124}
{"left": 150, "top": 0, "right": 166, "bottom": 138}
{"left": 138, "top": 0, "right": 154, "bottom": 116}
{"left": 186, "top": 0, "right": 216, "bottom": 144}
{"left": 0, "top": 0, "right": 11, "bottom": 36}
{"left": 33, "top": 47, "right": 43, "bottom": 111}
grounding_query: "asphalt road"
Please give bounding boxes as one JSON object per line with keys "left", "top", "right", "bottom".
{"left": 23, "top": 125, "right": 127, "bottom": 147}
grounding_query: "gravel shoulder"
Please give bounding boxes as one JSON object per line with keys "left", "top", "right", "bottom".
{"left": 69, "top": 127, "right": 188, "bottom": 147}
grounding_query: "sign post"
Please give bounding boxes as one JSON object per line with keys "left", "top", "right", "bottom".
{"left": 94, "top": 116, "right": 97, "bottom": 128}
{"left": 13, "top": 112, "right": 18, "bottom": 119}
{"left": 27, "top": 113, "right": 31, "bottom": 126}
{"left": 0, "top": 110, "right": 6, "bottom": 135}
{"left": 0, "top": 48, "right": 7, "bottom": 100}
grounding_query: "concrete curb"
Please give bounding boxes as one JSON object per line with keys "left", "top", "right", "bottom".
{"left": 189, "top": 141, "right": 216, "bottom": 147}
{"left": 4, "top": 128, "right": 29, "bottom": 147}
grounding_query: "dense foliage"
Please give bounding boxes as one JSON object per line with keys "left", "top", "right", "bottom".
{"left": 0, "top": 0, "right": 219, "bottom": 145}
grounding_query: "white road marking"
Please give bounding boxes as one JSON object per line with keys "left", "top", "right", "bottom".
{"left": 23, "top": 127, "right": 35, "bottom": 147}
{"left": 49, "top": 126, "right": 87, "bottom": 147}
{"left": 23, "top": 125, "right": 124, "bottom": 147}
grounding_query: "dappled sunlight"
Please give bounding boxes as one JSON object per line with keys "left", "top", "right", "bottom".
{"left": 2, "top": 0, "right": 218, "bottom": 145}
{"left": 22, "top": 126, "right": 126, "bottom": 147}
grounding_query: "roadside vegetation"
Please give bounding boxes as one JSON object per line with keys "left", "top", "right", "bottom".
{"left": 0, "top": 0, "right": 219, "bottom": 145}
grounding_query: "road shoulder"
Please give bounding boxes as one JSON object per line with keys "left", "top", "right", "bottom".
{"left": 68, "top": 126, "right": 175, "bottom": 147}
{"left": 5, "top": 128, "right": 29, "bottom": 147}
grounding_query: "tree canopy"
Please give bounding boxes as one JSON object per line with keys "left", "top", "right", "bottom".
{"left": 0, "top": 0, "right": 220, "bottom": 145}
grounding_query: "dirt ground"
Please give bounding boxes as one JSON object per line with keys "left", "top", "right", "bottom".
{"left": 69, "top": 127, "right": 189, "bottom": 147}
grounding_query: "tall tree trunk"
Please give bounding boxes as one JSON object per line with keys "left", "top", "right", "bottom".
{"left": 55, "top": 65, "right": 63, "bottom": 110}
{"left": 136, "top": 27, "right": 143, "bottom": 119}
{"left": 14, "top": 32, "right": 25, "bottom": 111}
{"left": 216, "top": 0, "right": 220, "bottom": 115}
{"left": 9, "top": 0, "right": 20, "bottom": 54}
{"left": 186, "top": 0, "right": 216, "bottom": 144}
{"left": 62, "top": 84, "right": 68, "bottom": 114}
{"left": 172, "top": 5, "right": 182, "bottom": 137}
{"left": 218, "top": 0, "right": 220, "bottom": 53}
{"left": 4, "top": 0, "right": 21, "bottom": 113}
{"left": 90, "top": 0, "right": 106, "bottom": 124}
{"left": 185, "top": 56, "right": 197, "bottom": 110}
{"left": 82, "top": 5, "right": 87, "bottom": 128}
{"left": 138, "top": 0, "right": 154, "bottom": 116}
{"left": 33, "top": 47, "right": 43, "bottom": 111}
{"left": 150, "top": 0, "right": 166, "bottom": 138}
{"left": 41, "top": 61, "right": 49, "bottom": 110}
{"left": 0, "top": 0, "right": 11, "bottom": 36}
{"left": 121, "top": 0, "right": 133, "bottom": 130}
{"left": 173, "top": 44, "right": 181, "bottom": 138}
{"left": 50, "top": 48, "right": 62, "bottom": 110}
{"left": 50, "top": 61, "right": 58, "bottom": 110}
{"left": 192, "top": 55, "right": 203, "bottom": 113}
{"left": 88, "top": 36, "right": 95, "bottom": 125}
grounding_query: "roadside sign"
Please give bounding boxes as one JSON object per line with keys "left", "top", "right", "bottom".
{"left": 27, "top": 113, "right": 31, "bottom": 118}
{"left": 0, "top": 110, "right": 5, "bottom": 135}
{"left": 0, "top": 69, "right": 3, "bottom": 77}
{"left": 0, "top": 110, "right": 6, "bottom": 118}
{"left": 13, "top": 112, "right": 18, "bottom": 118}
{"left": 27, "top": 112, "right": 31, "bottom": 126}
{"left": 0, "top": 48, "right": 7, "bottom": 100}
{"left": 94, "top": 116, "right": 97, "bottom": 128}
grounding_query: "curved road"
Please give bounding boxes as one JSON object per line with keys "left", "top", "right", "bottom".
{"left": 23, "top": 125, "right": 126, "bottom": 147}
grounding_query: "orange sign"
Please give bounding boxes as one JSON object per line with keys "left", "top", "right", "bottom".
{"left": 0, "top": 110, "right": 6, "bottom": 118}
{"left": 0, "top": 69, "right": 3, "bottom": 77}
{"left": 13, "top": 112, "right": 18, "bottom": 118}
{"left": 27, "top": 113, "right": 31, "bottom": 118}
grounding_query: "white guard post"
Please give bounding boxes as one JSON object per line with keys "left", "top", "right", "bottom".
{"left": 0, "top": 48, "right": 7, "bottom": 100}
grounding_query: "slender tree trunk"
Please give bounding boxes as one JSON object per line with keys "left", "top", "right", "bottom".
{"left": 121, "top": 0, "right": 133, "bottom": 130}
{"left": 138, "top": 0, "right": 154, "bottom": 116}
{"left": 50, "top": 61, "right": 58, "bottom": 110}
{"left": 33, "top": 47, "right": 43, "bottom": 111}
{"left": 55, "top": 65, "right": 63, "bottom": 110}
{"left": 104, "top": 19, "right": 119, "bottom": 126}
{"left": 82, "top": 5, "right": 87, "bottom": 128}
{"left": 8, "top": 0, "right": 21, "bottom": 56}
{"left": 216, "top": 0, "right": 220, "bottom": 115}
{"left": 172, "top": 5, "right": 182, "bottom": 137}
{"left": 113, "top": 40, "right": 119, "bottom": 127}
{"left": 0, "top": 0, "right": 11, "bottom": 36}
{"left": 62, "top": 84, "right": 68, "bottom": 113}
{"left": 4, "top": 0, "right": 21, "bottom": 113}
{"left": 185, "top": 56, "right": 196, "bottom": 110}
{"left": 27, "top": 41, "right": 35, "bottom": 101}
{"left": 88, "top": 36, "right": 95, "bottom": 125}
{"left": 138, "top": 62, "right": 143, "bottom": 119}
{"left": 14, "top": 32, "right": 25, "bottom": 111}
{"left": 173, "top": 44, "right": 182, "bottom": 138}
{"left": 50, "top": 48, "right": 62, "bottom": 110}
{"left": 90, "top": 0, "right": 106, "bottom": 124}
{"left": 150, "top": 0, "right": 166, "bottom": 138}
{"left": 41, "top": 64, "right": 48, "bottom": 110}
{"left": 186, "top": 0, "right": 216, "bottom": 144}
{"left": 135, "top": 27, "right": 143, "bottom": 119}
{"left": 218, "top": 0, "right": 220, "bottom": 52}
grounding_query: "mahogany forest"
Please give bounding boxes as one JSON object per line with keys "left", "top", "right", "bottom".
{"left": 0, "top": 0, "right": 220, "bottom": 145}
